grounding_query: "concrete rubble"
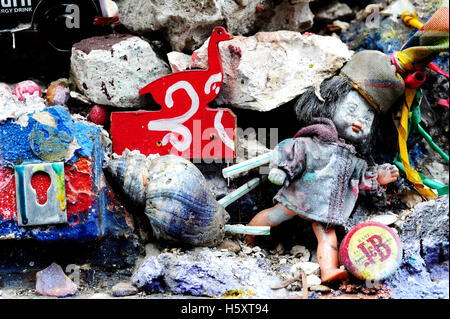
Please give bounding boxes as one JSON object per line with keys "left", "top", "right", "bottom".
{"left": 35, "top": 263, "right": 78, "bottom": 298}
{"left": 0, "top": 0, "right": 448, "bottom": 302}
{"left": 131, "top": 242, "right": 320, "bottom": 298}
{"left": 70, "top": 34, "right": 170, "bottom": 108}
{"left": 116, "top": 0, "right": 315, "bottom": 52}
{"left": 385, "top": 196, "right": 449, "bottom": 299}
{"left": 169, "top": 31, "right": 352, "bottom": 111}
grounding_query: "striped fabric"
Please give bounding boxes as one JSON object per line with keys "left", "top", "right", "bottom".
{"left": 394, "top": 2, "right": 449, "bottom": 199}
{"left": 392, "top": 1, "right": 449, "bottom": 73}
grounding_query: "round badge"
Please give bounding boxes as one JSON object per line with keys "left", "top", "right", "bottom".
{"left": 339, "top": 221, "right": 402, "bottom": 281}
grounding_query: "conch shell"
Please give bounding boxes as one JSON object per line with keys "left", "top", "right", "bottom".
{"left": 106, "top": 149, "right": 229, "bottom": 247}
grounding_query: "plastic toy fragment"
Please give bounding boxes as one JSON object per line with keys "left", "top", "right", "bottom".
{"left": 46, "top": 80, "right": 70, "bottom": 106}
{"left": 89, "top": 105, "right": 109, "bottom": 126}
{"left": 224, "top": 225, "right": 270, "bottom": 236}
{"left": 222, "top": 152, "right": 273, "bottom": 179}
{"left": 13, "top": 80, "right": 42, "bottom": 101}
{"left": 218, "top": 177, "right": 262, "bottom": 208}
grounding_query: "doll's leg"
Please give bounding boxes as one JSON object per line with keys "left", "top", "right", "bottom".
{"left": 245, "top": 203, "right": 297, "bottom": 246}
{"left": 312, "top": 222, "right": 348, "bottom": 282}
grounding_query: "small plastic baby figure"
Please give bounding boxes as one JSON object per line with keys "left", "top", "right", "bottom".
{"left": 245, "top": 76, "right": 399, "bottom": 282}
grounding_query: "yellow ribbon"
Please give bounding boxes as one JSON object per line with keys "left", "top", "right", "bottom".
{"left": 398, "top": 87, "right": 436, "bottom": 199}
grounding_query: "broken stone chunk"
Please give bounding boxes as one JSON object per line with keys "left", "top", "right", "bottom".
{"left": 35, "top": 263, "right": 77, "bottom": 298}
{"left": 290, "top": 245, "right": 311, "bottom": 262}
{"left": 291, "top": 261, "right": 320, "bottom": 276}
{"left": 132, "top": 248, "right": 285, "bottom": 297}
{"left": 172, "top": 31, "right": 352, "bottom": 111}
{"left": 315, "top": 1, "right": 353, "bottom": 23}
{"left": 117, "top": 0, "right": 314, "bottom": 52}
{"left": 70, "top": 34, "right": 170, "bottom": 108}
{"left": 264, "top": 0, "right": 314, "bottom": 32}
{"left": 306, "top": 274, "right": 321, "bottom": 287}
{"left": 111, "top": 282, "right": 138, "bottom": 297}
{"left": 131, "top": 256, "right": 165, "bottom": 293}
{"left": 218, "top": 239, "right": 241, "bottom": 253}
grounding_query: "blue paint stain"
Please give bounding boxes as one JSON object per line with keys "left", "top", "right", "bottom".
{"left": 0, "top": 121, "right": 37, "bottom": 165}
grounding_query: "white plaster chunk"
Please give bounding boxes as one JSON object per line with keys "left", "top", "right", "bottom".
{"left": 169, "top": 31, "right": 352, "bottom": 111}
{"left": 70, "top": 36, "right": 170, "bottom": 108}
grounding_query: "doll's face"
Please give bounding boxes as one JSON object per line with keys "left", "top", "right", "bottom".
{"left": 332, "top": 90, "right": 375, "bottom": 142}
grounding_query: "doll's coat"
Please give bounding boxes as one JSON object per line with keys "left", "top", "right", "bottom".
{"left": 271, "top": 118, "right": 385, "bottom": 227}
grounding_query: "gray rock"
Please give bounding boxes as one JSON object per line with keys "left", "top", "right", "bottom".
{"left": 70, "top": 34, "right": 170, "bottom": 108}
{"left": 131, "top": 254, "right": 164, "bottom": 292}
{"left": 217, "top": 239, "right": 241, "bottom": 252}
{"left": 221, "top": 0, "right": 272, "bottom": 38}
{"left": 291, "top": 261, "right": 320, "bottom": 276}
{"left": 117, "top": 0, "right": 223, "bottom": 52}
{"left": 35, "top": 263, "right": 77, "bottom": 298}
{"left": 385, "top": 196, "right": 449, "bottom": 298}
{"left": 315, "top": 1, "right": 353, "bottom": 22}
{"left": 290, "top": 245, "right": 310, "bottom": 262}
{"left": 132, "top": 248, "right": 286, "bottom": 297}
{"left": 116, "top": 0, "right": 315, "bottom": 52}
{"left": 111, "top": 282, "right": 138, "bottom": 297}
{"left": 264, "top": 0, "right": 314, "bottom": 32}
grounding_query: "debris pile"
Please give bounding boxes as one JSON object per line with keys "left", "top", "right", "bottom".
{"left": 0, "top": 0, "right": 448, "bottom": 300}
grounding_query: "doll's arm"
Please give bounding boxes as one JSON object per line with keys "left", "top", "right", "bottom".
{"left": 269, "top": 138, "right": 306, "bottom": 186}
{"left": 268, "top": 168, "right": 288, "bottom": 186}
{"left": 359, "top": 164, "right": 398, "bottom": 196}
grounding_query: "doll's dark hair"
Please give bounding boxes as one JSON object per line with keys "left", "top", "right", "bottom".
{"left": 296, "top": 75, "right": 378, "bottom": 155}
{"left": 295, "top": 75, "right": 354, "bottom": 125}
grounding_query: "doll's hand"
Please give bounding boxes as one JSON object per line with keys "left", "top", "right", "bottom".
{"left": 377, "top": 164, "right": 399, "bottom": 185}
{"left": 268, "top": 168, "right": 287, "bottom": 186}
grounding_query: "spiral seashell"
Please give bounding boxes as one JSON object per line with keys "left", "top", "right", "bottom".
{"left": 106, "top": 149, "right": 229, "bottom": 247}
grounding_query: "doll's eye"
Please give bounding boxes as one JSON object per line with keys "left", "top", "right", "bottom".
{"left": 348, "top": 104, "right": 357, "bottom": 112}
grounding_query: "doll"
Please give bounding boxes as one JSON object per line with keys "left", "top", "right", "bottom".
{"left": 245, "top": 75, "right": 399, "bottom": 282}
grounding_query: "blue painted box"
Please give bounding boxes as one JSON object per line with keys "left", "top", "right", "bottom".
{"left": 0, "top": 106, "right": 134, "bottom": 241}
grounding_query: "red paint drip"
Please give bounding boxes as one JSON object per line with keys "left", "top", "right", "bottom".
{"left": 31, "top": 172, "right": 51, "bottom": 205}
{"left": 65, "top": 158, "right": 94, "bottom": 220}
{"left": 0, "top": 166, "right": 16, "bottom": 220}
{"left": 190, "top": 51, "right": 198, "bottom": 64}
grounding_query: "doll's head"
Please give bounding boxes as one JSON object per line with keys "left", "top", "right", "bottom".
{"left": 295, "top": 76, "right": 376, "bottom": 143}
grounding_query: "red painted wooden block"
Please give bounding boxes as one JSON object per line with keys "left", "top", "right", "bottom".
{"left": 111, "top": 27, "right": 237, "bottom": 159}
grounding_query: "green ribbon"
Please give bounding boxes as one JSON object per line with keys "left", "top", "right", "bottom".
{"left": 394, "top": 89, "right": 449, "bottom": 196}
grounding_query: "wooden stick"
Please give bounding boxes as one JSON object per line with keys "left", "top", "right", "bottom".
{"left": 270, "top": 271, "right": 302, "bottom": 290}
{"left": 301, "top": 270, "right": 308, "bottom": 299}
